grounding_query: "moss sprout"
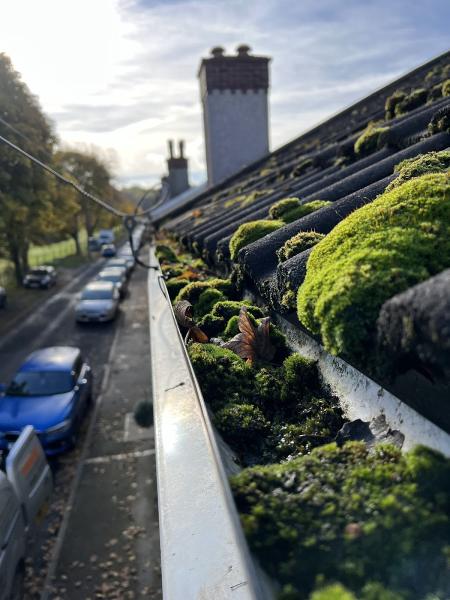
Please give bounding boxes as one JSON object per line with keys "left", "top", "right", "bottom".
{"left": 174, "top": 278, "right": 234, "bottom": 304}
{"left": 297, "top": 172, "right": 450, "bottom": 365}
{"left": 231, "top": 442, "right": 450, "bottom": 599}
{"left": 386, "top": 150, "right": 450, "bottom": 191}
{"left": 229, "top": 220, "right": 284, "bottom": 260}
{"left": 385, "top": 91, "right": 406, "bottom": 120}
{"left": 214, "top": 403, "right": 270, "bottom": 452}
{"left": 270, "top": 198, "right": 331, "bottom": 224}
{"left": 277, "top": 231, "right": 326, "bottom": 262}
{"left": 166, "top": 277, "right": 189, "bottom": 301}
{"left": 155, "top": 244, "right": 178, "bottom": 263}
{"left": 354, "top": 122, "right": 390, "bottom": 157}
{"left": 442, "top": 79, "right": 450, "bottom": 97}
{"left": 188, "top": 343, "right": 253, "bottom": 410}
{"left": 394, "top": 88, "right": 428, "bottom": 117}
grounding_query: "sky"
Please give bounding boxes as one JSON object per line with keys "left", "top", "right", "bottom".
{"left": 0, "top": 0, "right": 448, "bottom": 188}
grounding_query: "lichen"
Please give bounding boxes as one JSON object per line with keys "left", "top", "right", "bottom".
{"left": 394, "top": 88, "right": 428, "bottom": 117}
{"left": 174, "top": 278, "right": 234, "bottom": 304}
{"left": 386, "top": 150, "right": 450, "bottom": 191}
{"left": 229, "top": 220, "right": 284, "bottom": 260}
{"left": 214, "top": 403, "right": 270, "bottom": 452}
{"left": 155, "top": 244, "right": 178, "bottom": 263}
{"left": 297, "top": 172, "right": 450, "bottom": 365}
{"left": 231, "top": 442, "right": 450, "bottom": 600}
{"left": 277, "top": 231, "right": 326, "bottom": 262}
{"left": 187, "top": 343, "right": 253, "bottom": 410}
{"left": 354, "top": 122, "right": 390, "bottom": 157}
{"left": 270, "top": 198, "right": 331, "bottom": 224}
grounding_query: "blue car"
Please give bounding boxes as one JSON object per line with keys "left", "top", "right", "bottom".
{"left": 0, "top": 347, "right": 93, "bottom": 455}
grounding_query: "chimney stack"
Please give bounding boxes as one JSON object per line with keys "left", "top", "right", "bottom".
{"left": 166, "top": 139, "right": 190, "bottom": 198}
{"left": 198, "top": 45, "right": 270, "bottom": 186}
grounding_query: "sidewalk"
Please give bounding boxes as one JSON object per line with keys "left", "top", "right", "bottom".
{"left": 44, "top": 267, "right": 161, "bottom": 600}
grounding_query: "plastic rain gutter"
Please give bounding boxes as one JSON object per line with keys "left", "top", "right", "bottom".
{"left": 148, "top": 246, "right": 270, "bottom": 600}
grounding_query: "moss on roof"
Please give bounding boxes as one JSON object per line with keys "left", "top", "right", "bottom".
{"left": 385, "top": 90, "right": 406, "bottom": 120}
{"left": 270, "top": 198, "right": 332, "bottom": 224}
{"left": 386, "top": 150, "right": 450, "bottom": 191}
{"left": 354, "top": 122, "right": 390, "bottom": 157}
{"left": 229, "top": 219, "right": 284, "bottom": 260}
{"left": 277, "top": 231, "right": 326, "bottom": 262}
{"left": 297, "top": 172, "right": 450, "bottom": 365}
{"left": 442, "top": 79, "right": 450, "bottom": 97}
{"left": 394, "top": 88, "right": 428, "bottom": 117}
{"left": 174, "top": 278, "right": 234, "bottom": 304}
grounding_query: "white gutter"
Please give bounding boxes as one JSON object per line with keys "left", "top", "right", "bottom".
{"left": 148, "top": 246, "right": 269, "bottom": 600}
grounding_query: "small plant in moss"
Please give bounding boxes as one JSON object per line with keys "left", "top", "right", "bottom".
{"left": 394, "top": 88, "right": 428, "bottom": 117}
{"left": 385, "top": 90, "right": 406, "bottom": 120}
{"left": 166, "top": 277, "right": 189, "bottom": 301}
{"left": 297, "top": 172, "right": 450, "bottom": 366}
{"left": 198, "top": 300, "right": 264, "bottom": 337}
{"left": 174, "top": 278, "right": 234, "bottom": 304}
{"left": 386, "top": 150, "right": 450, "bottom": 191}
{"left": 270, "top": 198, "right": 331, "bottom": 224}
{"left": 214, "top": 403, "right": 270, "bottom": 453}
{"left": 442, "top": 79, "right": 450, "bottom": 97}
{"left": 277, "top": 231, "right": 326, "bottom": 262}
{"left": 155, "top": 244, "right": 178, "bottom": 263}
{"left": 231, "top": 442, "right": 450, "bottom": 600}
{"left": 188, "top": 343, "right": 253, "bottom": 410}
{"left": 354, "top": 122, "right": 390, "bottom": 157}
{"left": 134, "top": 401, "right": 153, "bottom": 427}
{"left": 229, "top": 220, "right": 284, "bottom": 260}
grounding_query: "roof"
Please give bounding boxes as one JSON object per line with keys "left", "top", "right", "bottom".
{"left": 158, "top": 50, "right": 450, "bottom": 431}
{"left": 150, "top": 182, "right": 208, "bottom": 223}
{"left": 21, "top": 347, "right": 80, "bottom": 372}
{"left": 84, "top": 280, "right": 115, "bottom": 291}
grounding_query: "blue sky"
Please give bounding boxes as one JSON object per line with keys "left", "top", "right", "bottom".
{"left": 0, "top": 0, "right": 448, "bottom": 187}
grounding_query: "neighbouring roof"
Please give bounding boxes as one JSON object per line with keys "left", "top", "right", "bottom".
{"left": 157, "top": 50, "right": 450, "bottom": 431}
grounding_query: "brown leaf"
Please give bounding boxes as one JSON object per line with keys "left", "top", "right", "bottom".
{"left": 174, "top": 300, "right": 195, "bottom": 328}
{"left": 222, "top": 307, "right": 275, "bottom": 365}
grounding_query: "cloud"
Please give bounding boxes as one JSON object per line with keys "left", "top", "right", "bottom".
{"left": 0, "top": 0, "right": 449, "bottom": 187}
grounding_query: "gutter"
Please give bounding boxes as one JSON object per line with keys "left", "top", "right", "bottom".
{"left": 148, "top": 246, "right": 272, "bottom": 600}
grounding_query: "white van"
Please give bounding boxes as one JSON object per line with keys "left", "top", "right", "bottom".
{"left": 0, "top": 426, "right": 52, "bottom": 600}
{"left": 98, "top": 229, "right": 115, "bottom": 245}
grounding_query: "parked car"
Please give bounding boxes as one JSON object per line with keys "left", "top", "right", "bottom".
{"left": 101, "top": 244, "right": 116, "bottom": 257}
{"left": 0, "top": 287, "right": 6, "bottom": 308}
{"left": 106, "top": 257, "right": 133, "bottom": 276}
{"left": 23, "top": 266, "right": 56, "bottom": 289}
{"left": 88, "top": 236, "right": 102, "bottom": 252}
{"left": 75, "top": 281, "right": 120, "bottom": 322}
{"left": 98, "top": 229, "right": 115, "bottom": 245}
{"left": 96, "top": 268, "right": 128, "bottom": 298}
{"left": 0, "top": 347, "right": 93, "bottom": 455}
{"left": 0, "top": 426, "right": 52, "bottom": 600}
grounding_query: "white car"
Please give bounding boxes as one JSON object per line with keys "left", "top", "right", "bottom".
{"left": 106, "top": 257, "right": 133, "bottom": 276}
{"left": 75, "top": 281, "right": 120, "bottom": 322}
{"left": 96, "top": 268, "right": 128, "bottom": 299}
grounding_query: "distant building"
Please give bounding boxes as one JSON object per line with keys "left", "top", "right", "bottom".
{"left": 166, "top": 139, "right": 190, "bottom": 198}
{"left": 198, "top": 45, "right": 270, "bottom": 186}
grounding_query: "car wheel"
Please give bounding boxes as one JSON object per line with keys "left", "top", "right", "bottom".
{"left": 9, "top": 565, "right": 25, "bottom": 600}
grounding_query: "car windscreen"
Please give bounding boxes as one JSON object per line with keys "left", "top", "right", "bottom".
{"left": 99, "top": 274, "right": 121, "bottom": 282}
{"left": 6, "top": 370, "right": 73, "bottom": 396}
{"left": 81, "top": 288, "right": 113, "bottom": 300}
{"left": 30, "top": 269, "right": 47, "bottom": 276}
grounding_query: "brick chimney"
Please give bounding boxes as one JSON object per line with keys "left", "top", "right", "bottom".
{"left": 198, "top": 45, "right": 270, "bottom": 186}
{"left": 166, "top": 139, "right": 190, "bottom": 198}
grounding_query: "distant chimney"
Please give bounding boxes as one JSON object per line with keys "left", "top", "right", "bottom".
{"left": 166, "top": 139, "right": 190, "bottom": 198}
{"left": 198, "top": 45, "right": 270, "bottom": 186}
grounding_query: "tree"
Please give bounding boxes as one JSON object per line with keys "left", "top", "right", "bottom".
{"left": 0, "top": 53, "right": 55, "bottom": 283}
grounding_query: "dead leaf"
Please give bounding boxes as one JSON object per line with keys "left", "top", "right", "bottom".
{"left": 221, "top": 307, "right": 275, "bottom": 365}
{"left": 174, "top": 300, "right": 209, "bottom": 344}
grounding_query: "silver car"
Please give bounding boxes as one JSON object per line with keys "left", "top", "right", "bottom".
{"left": 96, "top": 268, "right": 128, "bottom": 299}
{"left": 75, "top": 281, "right": 120, "bottom": 322}
{"left": 106, "top": 257, "right": 133, "bottom": 276}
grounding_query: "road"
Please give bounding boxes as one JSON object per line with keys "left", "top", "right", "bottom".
{"left": 0, "top": 250, "right": 161, "bottom": 599}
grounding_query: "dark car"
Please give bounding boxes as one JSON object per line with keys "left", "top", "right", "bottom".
{"left": 88, "top": 237, "right": 102, "bottom": 252}
{"left": 0, "top": 287, "right": 6, "bottom": 308}
{"left": 0, "top": 347, "right": 93, "bottom": 455}
{"left": 23, "top": 266, "right": 57, "bottom": 289}
{"left": 101, "top": 244, "right": 116, "bottom": 257}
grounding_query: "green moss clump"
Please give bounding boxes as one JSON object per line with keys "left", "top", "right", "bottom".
{"left": 385, "top": 91, "right": 406, "bottom": 120}
{"left": 229, "top": 220, "right": 284, "bottom": 260}
{"left": 428, "top": 108, "right": 450, "bottom": 135}
{"left": 174, "top": 278, "right": 234, "bottom": 304}
{"left": 270, "top": 198, "right": 332, "bottom": 224}
{"left": 291, "top": 157, "right": 314, "bottom": 178}
{"left": 198, "top": 300, "right": 264, "bottom": 337}
{"left": 394, "top": 88, "right": 428, "bottom": 116}
{"left": 442, "top": 79, "right": 450, "bottom": 97}
{"left": 194, "top": 288, "right": 226, "bottom": 319}
{"left": 155, "top": 244, "right": 178, "bottom": 263}
{"left": 188, "top": 343, "right": 253, "bottom": 410}
{"left": 386, "top": 150, "right": 450, "bottom": 191}
{"left": 428, "top": 82, "right": 443, "bottom": 102}
{"left": 281, "top": 289, "right": 297, "bottom": 311}
{"left": 161, "top": 264, "right": 183, "bottom": 278}
{"left": 354, "top": 122, "right": 390, "bottom": 157}
{"left": 166, "top": 277, "right": 189, "bottom": 301}
{"left": 297, "top": 173, "right": 450, "bottom": 364}
{"left": 281, "top": 353, "right": 321, "bottom": 402}
{"left": 277, "top": 231, "right": 326, "bottom": 262}
{"left": 309, "top": 583, "right": 356, "bottom": 600}
{"left": 214, "top": 403, "right": 270, "bottom": 452}
{"left": 231, "top": 442, "right": 450, "bottom": 600}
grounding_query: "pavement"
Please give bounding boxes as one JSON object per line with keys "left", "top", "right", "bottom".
{"left": 0, "top": 250, "right": 161, "bottom": 599}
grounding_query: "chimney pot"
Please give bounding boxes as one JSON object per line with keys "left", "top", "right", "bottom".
{"left": 211, "top": 46, "right": 225, "bottom": 58}
{"left": 179, "top": 140, "right": 184, "bottom": 158}
{"left": 236, "top": 44, "right": 251, "bottom": 56}
{"left": 168, "top": 139, "right": 174, "bottom": 158}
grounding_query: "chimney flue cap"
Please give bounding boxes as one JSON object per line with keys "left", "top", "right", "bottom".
{"left": 236, "top": 44, "right": 251, "bottom": 56}
{"left": 211, "top": 46, "right": 225, "bottom": 58}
